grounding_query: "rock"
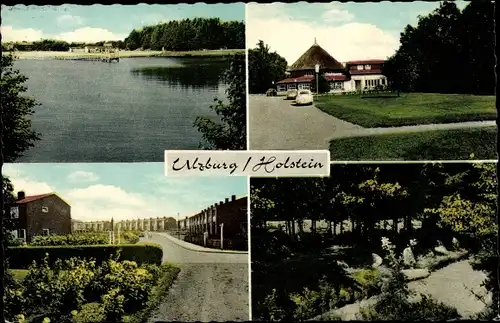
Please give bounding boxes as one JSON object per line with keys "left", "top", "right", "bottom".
{"left": 403, "top": 246, "right": 416, "bottom": 267}
{"left": 452, "top": 237, "right": 460, "bottom": 250}
{"left": 402, "top": 268, "right": 430, "bottom": 281}
{"left": 434, "top": 245, "right": 449, "bottom": 255}
{"left": 372, "top": 253, "right": 383, "bottom": 268}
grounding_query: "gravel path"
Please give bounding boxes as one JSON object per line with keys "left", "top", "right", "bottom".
{"left": 312, "top": 259, "right": 490, "bottom": 321}
{"left": 408, "top": 259, "right": 491, "bottom": 319}
{"left": 145, "top": 233, "right": 249, "bottom": 322}
{"left": 249, "top": 94, "right": 497, "bottom": 150}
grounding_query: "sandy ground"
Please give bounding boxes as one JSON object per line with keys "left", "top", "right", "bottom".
{"left": 143, "top": 233, "right": 249, "bottom": 322}
{"left": 5, "top": 49, "right": 243, "bottom": 59}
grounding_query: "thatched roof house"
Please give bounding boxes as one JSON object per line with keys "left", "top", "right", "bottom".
{"left": 288, "top": 39, "right": 344, "bottom": 72}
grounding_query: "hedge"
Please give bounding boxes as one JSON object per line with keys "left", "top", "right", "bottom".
{"left": 6, "top": 243, "right": 163, "bottom": 269}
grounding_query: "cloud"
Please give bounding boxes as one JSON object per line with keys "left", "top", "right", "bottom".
{"left": 0, "top": 25, "right": 44, "bottom": 42}
{"left": 1, "top": 25, "right": 126, "bottom": 43}
{"left": 67, "top": 171, "right": 99, "bottom": 183}
{"left": 321, "top": 8, "right": 354, "bottom": 23}
{"left": 2, "top": 165, "right": 54, "bottom": 196}
{"left": 55, "top": 27, "right": 126, "bottom": 43}
{"left": 246, "top": 3, "right": 399, "bottom": 63}
{"left": 56, "top": 14, "right": 85, "bottom": 26}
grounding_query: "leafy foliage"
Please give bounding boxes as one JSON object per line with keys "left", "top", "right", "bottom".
{"left": 124, "top": 18, "right": 244, "bottom": 51}
{"left": 248, "top": 41, "right": 288, "bottom": 94}
{"left": 384, "top": 1, "right": 495, "bottom": 94}
{"left": 1, "top": 54, "right": 41, "bottom": 162}
{"left": 194, "top": 53, "right": 246, "bottom": 150}
{"left": 4, "top": 254, "right": 179, "bottom": 323}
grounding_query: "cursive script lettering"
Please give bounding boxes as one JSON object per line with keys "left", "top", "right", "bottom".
{"left": 172, "top": 157, "right": 239, "bottom": 174}
{"left": 252, "top": 156, "right": 324, "bottom": 173}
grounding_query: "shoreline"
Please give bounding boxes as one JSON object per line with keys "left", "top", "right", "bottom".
{"left": 3, "top": 49, "right": 245, "bottom": 60}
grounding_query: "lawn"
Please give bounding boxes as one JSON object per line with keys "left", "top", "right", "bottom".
{"left": 315, "top": 93, "right": 497, "bottom": 127}
{"left": 329, "top": 126, "right": 498, "bottom": 160}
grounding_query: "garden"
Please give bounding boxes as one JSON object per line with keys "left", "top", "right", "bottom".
{"left": 251, "top": 162, "right": 497, "bottom": 321}
{"left": 4, "top": 231, "right": 181, "bottom": 323}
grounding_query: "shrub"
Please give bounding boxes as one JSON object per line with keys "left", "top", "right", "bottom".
{"left": 72, "top": 302, "right": 106, "bottom": 323}
{"left": 122, "top": 231, "right": 140, "bottom": 244}
{"left": 6, "top": 244, "right": 163, "bottom": 269}
{"left": 31, "top": 233, "right": 109, "bottom": 246}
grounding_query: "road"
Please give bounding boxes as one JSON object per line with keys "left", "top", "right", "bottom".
{"left": 249, "top": 95, "right": 361, "bottom": 150}
{"left": 249, "top": 94, "right": 496, "bottom": 151}
{"left": 145, "top": 232, "right": 249, "bottom": 322}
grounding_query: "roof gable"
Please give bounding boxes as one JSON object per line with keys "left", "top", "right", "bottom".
{"left": 16, "top": 192, "right": 71, "bottom": 206}
{"left": 290, "top": 43, "right": 344, "bottom": 71}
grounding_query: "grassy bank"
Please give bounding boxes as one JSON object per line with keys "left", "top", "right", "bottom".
{"left": 4, "top": 49, "right": 244, "bottom": 60}
{"left": 315, "top": 93, "right": 497, "bottom": 127}
{"left": 329, "top": 126, "right": 497, "bottom": 160}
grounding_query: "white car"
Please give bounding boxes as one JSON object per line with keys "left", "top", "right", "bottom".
{"left": 295, "top": 89, "right": 314, "bottom": 105}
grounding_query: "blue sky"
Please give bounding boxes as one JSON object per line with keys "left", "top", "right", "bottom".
{"left": 2, "top": 163, "right": 248, "bottom": 222}
{"left": 247, "top": 1, "right": 470, "bottom": 63}
{"left": 1, "top": 3, "right": 245, "bottom": 42}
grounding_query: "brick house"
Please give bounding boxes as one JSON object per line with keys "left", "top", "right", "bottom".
{"left": 276, "top": 39, "right": 389, "bottom": 94}
{"left": 8, "top": 191, "right": 71, "bottom": 243}
{"left": 183, "top": 195, "right": 248, "bottom": 250}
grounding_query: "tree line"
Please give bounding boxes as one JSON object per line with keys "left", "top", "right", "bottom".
{"left": 384, "top": 0, "right": 495, "bottom": 95}
{"left": 1, "top": 39, "right": 126, "bottom": 52}
{"left": 124, "top": 18, "right": 245, "bottom": 51}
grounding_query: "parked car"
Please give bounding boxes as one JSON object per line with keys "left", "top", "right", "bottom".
{"left": 266, "top": 88, "right": 277, "bottom": 96}
{"left": 285, "top": 89, "right": 298, "bottom": 100}
{"left": 295, "top": 89, "right": 314, "bottom": 105}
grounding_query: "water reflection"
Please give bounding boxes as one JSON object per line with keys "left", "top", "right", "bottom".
{"left": 131, "top": 58, "right": 229, "bottom": 89}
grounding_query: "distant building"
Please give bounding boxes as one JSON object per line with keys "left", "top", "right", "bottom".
{"left": 276, "top": 39, "right": 389, "bottom": 94}
{"left": 72, "top": 219, "right": 86, "bottom": 232}
{"left": 8, "top": 191, "right": 72, "bottom": 243}
{"left": 68, "top": 47, "right": 86, "bottom": 53}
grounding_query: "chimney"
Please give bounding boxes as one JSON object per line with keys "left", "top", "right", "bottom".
{"left": 17, "top": 191, "right": 26, "bottom": 200}
{"left": 220, "top": 201, "right": 223, "bottom": 205}
{"left": 225, "top": 198, "right": 229, "bottom": 203}
{"left": 231, "top": 195, "right": 236, "bottom": 201}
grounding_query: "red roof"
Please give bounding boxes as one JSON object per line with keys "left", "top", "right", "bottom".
{"left": 16, "top": 193, "right": 54, "bottom": 204}
{"left": 350, "top": 69, "right": 384, "bottom": 75}
{"left": 347, "top": 59, "right": 385, "bottom": 65}
{"left": 325, "top": 74, "right": 347, "bottom": 81}
{"left": 276, "top": 75, "right": 314, "bottom": 84}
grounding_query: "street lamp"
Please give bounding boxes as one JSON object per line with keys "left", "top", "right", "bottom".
{"left": 315, "top": 63, "right": 320, "bottom": 96}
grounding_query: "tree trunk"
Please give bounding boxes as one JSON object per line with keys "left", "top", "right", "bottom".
{"left": 393, "top": 218, "right": 398, "bottom": 232}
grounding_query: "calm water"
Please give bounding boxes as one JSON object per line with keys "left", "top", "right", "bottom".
{"left": 15, "top": 57, "right": 229, "bottom": 162}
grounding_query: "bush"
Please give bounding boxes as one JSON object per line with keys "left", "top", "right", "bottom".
{"left": 31, "top": 233, "right": 108, "bottom": 246}
{"left": 72, "top": 303, "right": 106, "bottom": 323}
{"left": 121, "top": 231, "right": 140, "bottom": 244}
{"left": 4, "top": 253, "right": 171, "bottom": 323}
{"left": 6, "top": 244, "right": 163, "bottom": 269}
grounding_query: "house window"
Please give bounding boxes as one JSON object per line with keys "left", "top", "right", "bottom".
{"left": 305, "top": 71, "right": 314, "bottom": 76}
{"left": 10, "top": 206, "right": 19, "bottom": 219}
{"left": 298, "top": 83, "right": 311, "bottom": 90}
{"left": 277, "top": 84, "right": 286, "bottom": 92}
{"left": 42, "top": 206, "right": 49, "bottom": 213}
{"left": 288, "top": 84, "right": 297, "bottom": 90}
{"left": 357, "top": 65, "right": 364, "bottom": 70}
{"left": 330, "top": 81, "right": 344, "bottom": 90}
{"left": 365, "top": 65, "right": 371, "bottom": 70}
{"left": 19, "top": 229, "right": 26, "bottom": 240}
{"left": 42, "top": 229, "right": 50, "bottom": 236}
{"left": 381, "top": 78, "right": 386, "bottom": 85}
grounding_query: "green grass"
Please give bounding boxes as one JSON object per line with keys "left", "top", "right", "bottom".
{"left": 316, "top": 92, "right": 497, "bottom": 127}
{"left": 329, "top": 126, "right": 497, "bottom": 160}
{"left": 154, "top": 48, "right": 244, "bottom": 57}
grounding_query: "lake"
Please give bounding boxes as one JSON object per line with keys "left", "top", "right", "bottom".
{"left": 14, "top": 56, "right": 230, "bottom": 162}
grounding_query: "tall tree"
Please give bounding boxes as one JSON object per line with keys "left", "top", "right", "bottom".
{"left": 248, "top": 41, "right": 288, "bottom": 94}
{"left": 194, "top": 53, "right": 246, "bottom": 150}
{"left": 1, "top": 54, "right": 41, "bottom": 162}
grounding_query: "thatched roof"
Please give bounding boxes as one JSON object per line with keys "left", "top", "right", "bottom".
{"left": 289, "top": 41, "right": 344, "bottom": 71}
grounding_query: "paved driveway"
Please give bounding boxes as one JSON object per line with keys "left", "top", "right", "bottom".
{"left": 249, "top": 95, "right": 361, "bottom": 150}
{"left": 145, "top": 233, "right": 249, "bottom": 322}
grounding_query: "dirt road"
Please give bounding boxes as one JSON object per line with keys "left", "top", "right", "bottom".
{"left": 145, "top": 233, "right": 249, "bottom": 322}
